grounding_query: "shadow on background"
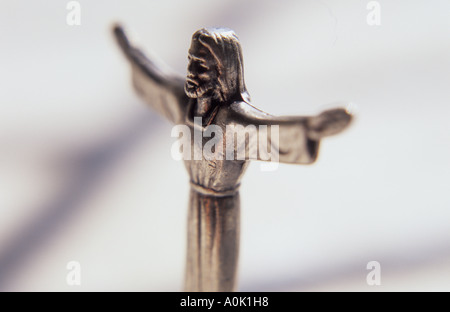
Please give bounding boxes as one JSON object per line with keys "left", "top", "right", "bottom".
{"left": 0, "top": 112, "right": 163, "bottom": 290}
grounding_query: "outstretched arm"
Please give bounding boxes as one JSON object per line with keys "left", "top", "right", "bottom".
{"left": 227, "top": 102, "right": 352, "bottom": 164}
{"left": 113, "top": 24, "right": 189, "bottom": 124}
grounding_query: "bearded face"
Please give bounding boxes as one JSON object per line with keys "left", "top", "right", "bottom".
{"left": 184, "top": 41, "right": 220, "bottom": 99}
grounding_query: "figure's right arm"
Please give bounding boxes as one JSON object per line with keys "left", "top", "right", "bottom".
{"left": 113, "top": 24, "right": 188, "bottom": 124}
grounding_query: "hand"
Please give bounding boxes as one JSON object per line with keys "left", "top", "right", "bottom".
{"left": 113, "top": 24, "right": 132, "bottom": 53}
{"left": 307, "top": 107, "right": 352, "bottom": 140}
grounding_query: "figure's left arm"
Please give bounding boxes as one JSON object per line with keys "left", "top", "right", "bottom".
{"left": 227, "top": 102, "right": 352, "bottom": 164}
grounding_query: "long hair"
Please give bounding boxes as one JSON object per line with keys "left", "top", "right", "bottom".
{"left": 191, "top": 28, "right": 251, "bottom": 103}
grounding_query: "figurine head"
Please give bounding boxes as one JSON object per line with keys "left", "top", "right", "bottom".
{"left": 185, "top": 28, "right": 250, "bottom": 103}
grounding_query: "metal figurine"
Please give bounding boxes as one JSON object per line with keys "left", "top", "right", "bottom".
{"left": 113, "top": 24, "right": 352, "bottom": 292}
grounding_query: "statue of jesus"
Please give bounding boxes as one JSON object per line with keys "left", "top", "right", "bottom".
{"left": 113, "top": 24, "right": 352, "bottom": 292}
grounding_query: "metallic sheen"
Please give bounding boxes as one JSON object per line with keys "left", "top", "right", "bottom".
{"left": 113, "top": 24, "right": 352, "bottom": 292}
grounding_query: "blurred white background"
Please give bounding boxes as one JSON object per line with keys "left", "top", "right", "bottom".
{"left": 0, "top": 0, "right": 449, "bottom": 291}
